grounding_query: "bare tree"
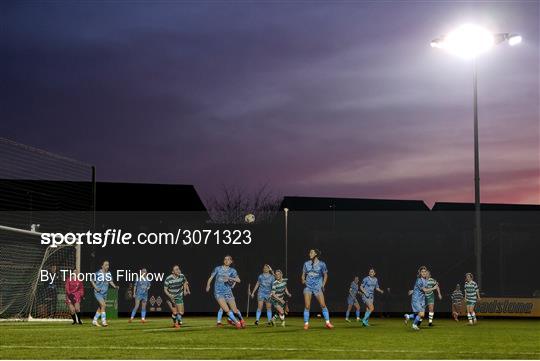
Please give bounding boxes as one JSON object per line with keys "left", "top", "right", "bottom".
{"left": 205, "top": 184, "right": 281, "bottom": 224}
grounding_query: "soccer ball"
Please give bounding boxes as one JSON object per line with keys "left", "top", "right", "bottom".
{"left": 244, "top": 213, "right": 255, "bottom": 224}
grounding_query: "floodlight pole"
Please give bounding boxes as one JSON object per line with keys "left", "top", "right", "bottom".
{"left": 472, "top": 60, "right": 482, "bottom": 287}
{"left": 284, "top": 208, "right": 289, "bottom": 277}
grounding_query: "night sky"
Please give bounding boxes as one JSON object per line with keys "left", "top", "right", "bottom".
{"left": 2, "top": 1, "right": 538, "bottom": 206}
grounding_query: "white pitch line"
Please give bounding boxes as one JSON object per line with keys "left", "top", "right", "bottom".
{"left": 0, "top": 345, "right": 538, "bottom": 356}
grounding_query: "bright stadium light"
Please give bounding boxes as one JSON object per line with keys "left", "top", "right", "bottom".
{"left": 431, "top": 24, "right": 494, "bottom": 59}
{"left": 508, "top": 34, "right": 522, "bottom": 46}
{"left": 431, "top": 24, "right": 522, "bottom": 59}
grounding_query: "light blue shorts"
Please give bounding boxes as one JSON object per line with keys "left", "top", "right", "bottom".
{"left": 362, "top": 295, "right": 374, "bottom": 306}
{"left": 304, "top": 286, "right": 322, "bottom": 296}
{"left": 347, "top": 295, "right": 359, "bottom": 306}
{"left": 215, "top": 290, "right": 234, "bottom": 301}
{"left": 258, "top": 292, "right": 271, "bottom": 302}
{"left": 94, "top": 292, "right": 107, "bottom": 303}
{"left": 412, "top": 298, "right": 426, "bottom": 313}
{"left": 135, "top": 294, "right": 148, "bottom": 302}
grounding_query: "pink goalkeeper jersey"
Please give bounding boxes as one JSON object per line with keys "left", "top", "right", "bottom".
{"left": 65, "top": 278, "right": 84, "bottom": 297}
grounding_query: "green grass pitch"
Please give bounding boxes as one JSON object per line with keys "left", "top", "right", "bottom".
{"left": 0, "top": 317, "right": 538, "bottom": 359}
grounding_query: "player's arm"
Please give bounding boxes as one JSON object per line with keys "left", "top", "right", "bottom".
{"left": 184, "top": 279, "right": 191, "bottom": 295}
{"left": 90, "top": 279, "right": 99, "bottom": 292}
{"left": 163, "top": 284, "right": 174, "bottom": 300}
{"left": 109, "top": 280, "right": 119, "bottom": 289}
{"left": 476, "top": 287, "right": 481, "bottom": 301}
{"left": 407, "top": 289, "right": 413, "bottom": 296}
{"left": 133, "top": 282, "right": 137, "bottom": 296}
{"left": 301, "top": 271, "right": 306, "bottom": 285}
{"left": 322, "top": 271, "right": 328, "bottom": 289}
{"left": 206, "top": 272, "right": 215, "bottom": 292}
{"left": 285, "top": 287, "right": 291, "bottom": 297}
{"left": 251, "top": 282, "right": 259, "bottom": 297}
{"left": 437, "top": 284, "right": 442, "bottom": 300}
{"left": 376, "top": 287, "right": 384, "bottom": 294}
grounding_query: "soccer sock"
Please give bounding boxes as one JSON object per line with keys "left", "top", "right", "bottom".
{"left": 408, "top": 313, "right": 415, "bottom": 319}
{"left": 71, "top": 314, "right": 77, "bottom": 322}
{"left": 176, "top": 313, "right": 182, "bottom": 323}
{"left": 235, "top": 310, "right": 243, "bottom": 320}
{"left": 363, "top": 310, "right": 371, "bottom": 322}
{"left": 322, "top": 307, "right": 330, "bottom": 322}
{"left": 93, "top": 311, "right": 101, "bottom": 321}
{"left": 266, "top": 309, "right": 272, "bottom": 322}
{"left": 101, "top": 312, "right": 107, "bottom": 323}
{"left": 345, "top": 310, "right": 350, "bottom": 319}
{"left": 172, "top": 314, "right": 177, "bottom": 324}
{"left": 141, "top": 308, "right": 146, "bottom": 319}
{"left": 130, "top": 307, "right": 137, "bottom": 319}
{"left": 467, "top": 313, "right": 473, "bottom": 323}
{"left": 217, "top": 309, "right": 223, "bottom": 323}
{"left": 429, "top": 312, "right": 434, "bottom": 323}
{"left": 227, "top": 310, "right": 238, "bottom": 323}
{"left": 255, "top": 309, "right": 261, "bottom": 321}
{"left": 75, "top": 312, "right": 81, "bottom": 323}
{"left": 355, "top": 309, "right": 360, "bottom": 319}
{"left": 472, "top": 312, "right": 476, "bottom": 321}
{"left": 414, "top": 314, "right": 422, "bottom": 325}
{"left": 279, "top": 312, "right": 285, "bottom": 321}
{"left": 303, "top": 308, "right": 310, "bottom": 323}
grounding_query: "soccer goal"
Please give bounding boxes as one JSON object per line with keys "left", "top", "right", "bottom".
{"left": 0, "top": 224, "right": 81, "bottom": 321}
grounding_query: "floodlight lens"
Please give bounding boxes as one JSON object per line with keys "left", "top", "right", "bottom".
{"left": 441, "top": 24, "right": 495, "bottom": 59}
{"left": 508, "top": 35, "right": 522, "bottom": 46}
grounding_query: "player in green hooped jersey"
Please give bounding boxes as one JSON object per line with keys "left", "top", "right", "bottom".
{"left": 464, "top": 272, "right": 481, "bottom": 325}
{"left": 164, "top": 265, "right": 190, "bottom": 329}
{"left": 425, "top": 271, "right": 442, "bottom": 327}
{"left": 270, "top": 270, "right": 291, "bottom": 327}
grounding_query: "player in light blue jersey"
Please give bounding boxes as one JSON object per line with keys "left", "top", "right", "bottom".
{"left": 345, "top": 276, "right": 361, "bottom": 322}
{"left": 359, "top": 268, "right": 384, "bottom": 326}
{"left": 250, "top": 264, "right": 275, "bottom": 326}
{"left": 90, "top": 260, "right": 118, "bottom": 327}
{"left": 301, "top": 249, "right": 334, "bottom": 330}
{"left": 129, "top": 268, "right": 151, "bottom": 323}
{"left": 206, "top": 255, "right": 244, "bottom": 329}
{"left": 404, "top": 266, "right": 439, "bottom": 330}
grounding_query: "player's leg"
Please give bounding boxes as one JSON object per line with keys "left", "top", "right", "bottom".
{"left": 315, "top": 291, "right": 333, "bottom": 329}
{"left": 255, "top": 299, "right": 263, "bottom": 325}
{"left": 345, "top": 303, "right": 352, "bottom": 321}
{"left": 167, "top": 300, "right": 179, "bottom": 327}
{"left": 140, "top": 300, "right": 147, "bottom": 322}
{"left": 74, "top": 301, "right": 82, "bottom": 324}
{"left": 177, "top": 303, "right": 185, "bottom": 325}
{"left": 67, "top": 301, "right": 77, "bottom": 324}
{"left": 452, "top": 304, "right": 459, "bottom": 321}
{"left": 227, "top": 298, "right": 245, "bottom": 328}
{"left": 428, "top": 302, "right": 435, "bottom": 326}
{"left": 130, "top": 298, "right": 140, "bottom": 322}
{"left": 99, "top": 299, "right": 108, "bottom": 326}
{"left": 216, "top": 297, "right": 239, "bottom": 326}
{"left": 466, "top": 304, "right": 473, "bottom": 325}
{"left": 274, "top": 304, "right": 286, "bottom": 326}
{"left": 216, "top": 308, "right": 224, "bottom": 326}
{"left": 265, "top": 301, "right": 273, "bottom": 324}
{"left": 362, "top": 301, "right": 374, "bottom": 326}
{"left": 303, "top": 290, "right": 312, "bottom": 329}
{"left": 92, "top": 295, "right": 106, "bottom": 327}
{"left": 354, "top": 301, "right": 361, "bottom": 321}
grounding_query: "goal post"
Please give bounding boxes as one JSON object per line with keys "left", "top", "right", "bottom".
{"left": 0, "top": 225, "right": 80, "bottom": 321}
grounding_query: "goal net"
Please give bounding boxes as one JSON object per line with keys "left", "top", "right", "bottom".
{"left": 0, "top": 138, "right": 93, "bottom": 321}
{"left": 0, "top": 225, "right": 80, "bottom": 321}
